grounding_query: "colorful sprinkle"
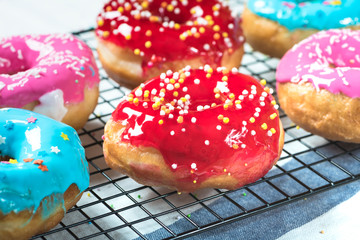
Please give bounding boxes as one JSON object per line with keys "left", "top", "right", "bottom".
{"left": 38, "top": 165, "right": 48, "bottom": 172}
{"left": 60, "top": 132, "right": 69, "bottom": 141}
{"left": 27, "top": 116, "right": 37, "bottom": 123}
{"left": 33, "top": 159, "right": 44, "bottom": 165}
{"left": 9, "top": 159, "right": 18, "bottom": 164}
{"left": 23, "top": 158, "right": 34, "bottom": 163}
{"left": 51, "top": 146, "right": 61, "bottom": 154}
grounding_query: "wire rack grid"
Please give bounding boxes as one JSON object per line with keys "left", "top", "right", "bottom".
{"left": 32, "top": 6, "right": 360, "bottom": 240}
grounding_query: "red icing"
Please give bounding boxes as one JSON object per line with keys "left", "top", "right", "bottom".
{"left": 96, "top": 0, "right": 244, "bottom": 74}
{"left": 111, "top": 67, "right": 281, "bottom": 186}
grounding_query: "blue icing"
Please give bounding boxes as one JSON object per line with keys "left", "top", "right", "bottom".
{"left": 247, "top": 0, "right": 360, "bottom": 30}
{"left": 0, "top": 108, "right": 89, "bottom": 216}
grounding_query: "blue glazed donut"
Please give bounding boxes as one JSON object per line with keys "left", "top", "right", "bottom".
{"left": 242, "top": 0, "right": 360, "bottom": 58}
{"left": 247, "top": 0, "right": 360, "bottom": 30}
{"left": 0, "top": 108, "right": 89, "bottom": 239}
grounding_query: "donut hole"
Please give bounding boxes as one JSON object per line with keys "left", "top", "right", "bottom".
{"left": 0, "top": 64, "right": 31, "bottom": 76}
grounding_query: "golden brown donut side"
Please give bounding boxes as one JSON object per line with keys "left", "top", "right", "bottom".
{"left": 242, "top": 7, "right": 316, "bottom": 58}
{"left": 0, "top": 184, "right": 82, "bottom": 240}
{"left": 242, "top": 7, "right": 360, "bottom": 58}
{"left": 19, "top": 86, "right": 99, "bottom": 130}
{"left": 97, "top": 38, "right": 244, "bottom": 88}
{"left": 103, "top": 118, "right": 284, "bottom": 193}
{"left": 61, "top": 86, "right": 99, "bottom": 130}
{"left": 278, "top": 82, "right": 360, "bottom": 143}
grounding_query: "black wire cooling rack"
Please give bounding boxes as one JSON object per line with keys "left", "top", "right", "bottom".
{"left": 32, "top": 4, "right": 360, "bottom": 240}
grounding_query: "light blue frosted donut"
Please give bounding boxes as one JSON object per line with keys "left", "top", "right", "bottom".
{"left": 0, "top": 108, "right": 89, "bottom": 217}
{"left": 247, "top": 0, "right": 360, "bottom": 31}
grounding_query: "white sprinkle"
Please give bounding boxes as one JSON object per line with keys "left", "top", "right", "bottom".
{"left": 17, "top": 50, "right": 23, "bottom": 60}
{"left": 194, "top": 78, "right": 200, "bottom": 84}
{"left": 191, "top": 163, "right": 197, "bottom": 169}
{"left": 254, "top": 112, "right": 259, "bottom": 117}
{"left": 242, "top": 121, "right": 247, "bottom": 125}
{"left": 183, "top": 87, "right": 188, "bottom": 92}
{"left": 181, "top": 128, "right": 186, "bottom": 132}
{"left": 160, "top": 73, "right": 166, "bottom": 79}
{"left": 241, "top": 144, "right": 246, "bottom": 148}
{"left": 216, "top": 125, "right": 222, "bottom": 130}
{"left": 135, "top": 89, "right": 143, "bottom": 97}
{"left": 172, "top": 164, "right": 177, "bottom": 169}
{"left": 191, "top": 117, "right": 197, "bottom": 123}
{"left": 267, "top": 131, "right": 272, "bottom": 136}
{"left": 203, "top": 44, "right": 210, "bottom": 51}
{"left": 249, "top": 94, "right": 254, "bottom": 100}
{"left": 170, "top": 131, "right": 175, "bottom": 136}
{"left": 260, "top": 102, "right": 265, "bottom": 107}
{"left": 242, "top": 90, "right": 248, "bottom": 95}
{"left": 204, "top": 65, "right": 211, "bottom": 72}
{"left": 205, "top": 140, "right": 210, "bottom": 145}
{"left": 197, "top": 105, "right": 204, "bottom": 111}
{"left": 143, "top": 102, "right": 148, "bottom": 108}
{"left": 255, "top": 107, "right": 261, "bottom": 112}
{"left": 166, "top": 84, "right": 174, "bottom": 91}
{"left": 160, "top": 110, "right": 166, "bottom": 116}
{"left": 251, "top": 130, "right": 256, "bottom": 136}
{"left": 151, "top": 89, "right": 157, "bottom": 95}
{"left": 168, "top": 114, "right": 174, "bottom": 119}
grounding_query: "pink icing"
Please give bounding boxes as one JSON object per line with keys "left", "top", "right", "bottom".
{"left": 276, "top": 29, "right": 360, "bottom": 98}
{"left": 0, "top": 34, "right": 99, "bottom": 108}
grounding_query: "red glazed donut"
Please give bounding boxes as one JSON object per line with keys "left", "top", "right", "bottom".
{"left": 103, "top": 66, "right": 284, "bottom": 192}
{"left": 96, "top": 0, "right": 245, "bottom": 87}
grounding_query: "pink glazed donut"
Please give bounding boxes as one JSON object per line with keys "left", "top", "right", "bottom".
{"left": 0, "top": 34, "right": 100, "bottom": 130}
{"left": 276, "top": 29, "right": 360, "bottom": 143}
